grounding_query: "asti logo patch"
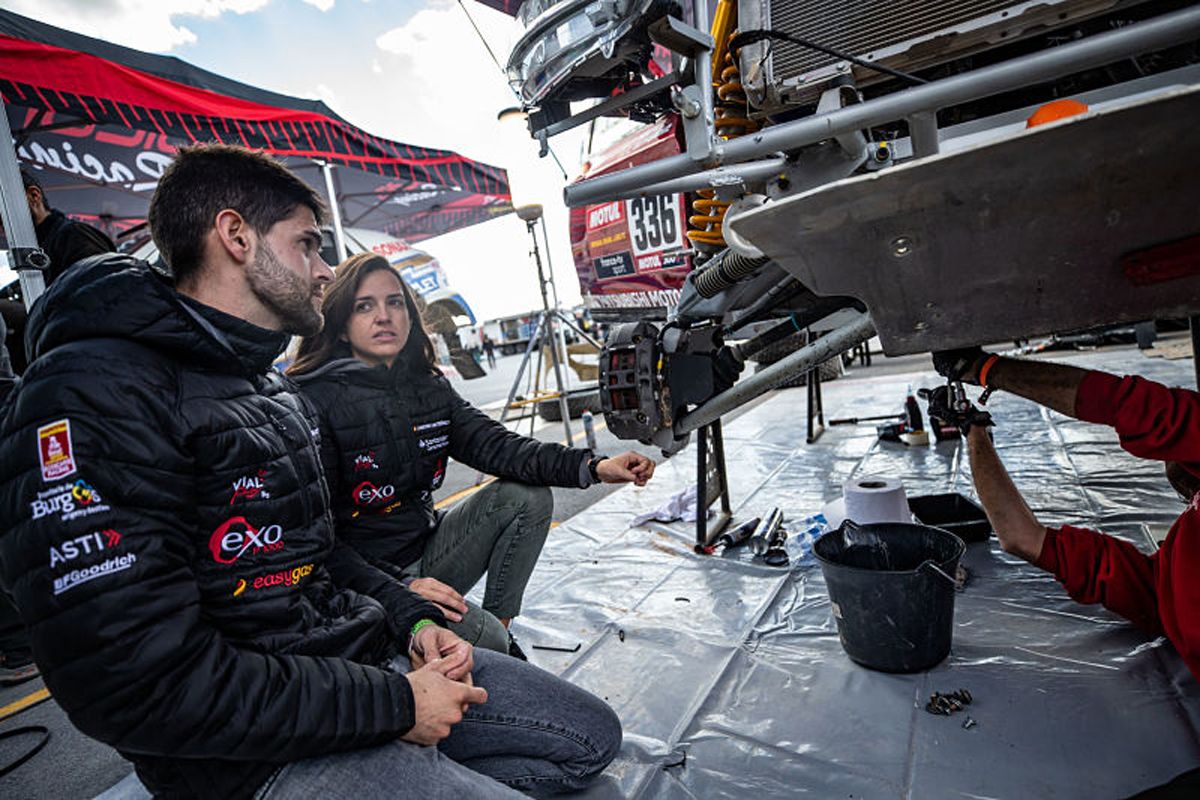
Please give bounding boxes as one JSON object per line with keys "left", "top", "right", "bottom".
{"left": 353, "top": 451, "right": 378, "bottom": 472}
{"left": 31, "top": 479, "right": 110, "bottom": 522}
{"left": 38, "top": 419, "right": 77, "bottom": 482}
{"left": 49, "top": 528, "right": 122, "bottom": 568}
{"left": 209, "top": 516, "right": 284, "bottom": 564}
{"left": 233, "top": 563, "right": 314, "bottom": 597}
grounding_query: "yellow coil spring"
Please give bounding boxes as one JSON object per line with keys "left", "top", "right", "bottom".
{"left": 687, "top": 31, "right": 761, "bottom": 251}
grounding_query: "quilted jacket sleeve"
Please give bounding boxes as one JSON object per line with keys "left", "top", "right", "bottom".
{"left": 446, "top": 383, "right": 589, "bottom": 487}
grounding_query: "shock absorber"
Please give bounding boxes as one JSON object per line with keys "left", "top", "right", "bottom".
{"left": 687, "top": 28, "right": 761, "bottom": 253}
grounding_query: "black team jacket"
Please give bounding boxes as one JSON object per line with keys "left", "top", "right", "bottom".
{"left": 0, "top": 255, "right": 444, "bottom": 799}
{"left": 295, "top": 350, "right": 591, "bottom": 572}
{"left": 35, "top": 208, "right": 116, "bottom": 285}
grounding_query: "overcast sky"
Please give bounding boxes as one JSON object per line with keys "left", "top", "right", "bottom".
{"left": 3, "top": 0, "right": 594, "bottom": 321}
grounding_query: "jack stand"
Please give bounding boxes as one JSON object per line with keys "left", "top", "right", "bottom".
{"left": 807, "top": 360, "right": 825, "bottom": 444}
{"left": 695, "top": 420, "right": 732, "bottom": 553}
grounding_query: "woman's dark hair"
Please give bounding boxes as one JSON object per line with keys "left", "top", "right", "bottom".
{"left": 288, "top": 252, "right": 439, "bottom": 376}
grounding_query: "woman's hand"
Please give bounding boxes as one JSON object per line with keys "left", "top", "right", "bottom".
{"left": 409, "top": 577, "right": 468, "bottom": 623}
{"left": 596, "top": 451, "right": 656, "bottom": 486}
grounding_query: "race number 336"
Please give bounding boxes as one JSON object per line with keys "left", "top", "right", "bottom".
{"left": 626, "top": 195, "right": 682, "bottom": 256}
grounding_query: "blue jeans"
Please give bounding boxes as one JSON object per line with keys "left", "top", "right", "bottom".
{"left": 258, "top": 648, "right": 621, "bottom": 798}
{"left": 413, "top": 481, "right": 554, "bottom": 653}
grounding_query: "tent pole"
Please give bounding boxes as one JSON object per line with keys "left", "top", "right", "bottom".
{"left": 319, "top": 160, "right": 348, "bottom": 262}
{"left": 0, "top": 98, "right": 47, "bottom": 311}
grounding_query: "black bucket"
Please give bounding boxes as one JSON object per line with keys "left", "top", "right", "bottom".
{"left": 814, "top": 520, "right": 966, "bottom": 673}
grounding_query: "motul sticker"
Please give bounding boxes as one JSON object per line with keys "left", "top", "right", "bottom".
{"left": 38, "top": 419, "right": 77, "bottom": 482}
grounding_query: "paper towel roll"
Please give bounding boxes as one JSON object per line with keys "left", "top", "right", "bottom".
{"left": 842, "top": 475, "right": 910, "bottom": 525}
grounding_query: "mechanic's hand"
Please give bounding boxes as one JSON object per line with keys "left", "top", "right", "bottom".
{"left": 924, "top": 385, "right": 995, "bottom": 436}
{"left": 932, "top": 346, "right": 987, "bottom": 385}
{"left": 411, "top": 624, "right": 474, "bottom": 682}
{"left": 401, "top": 661, "right": 487, "bottom": 746}
{"left": 597, "top": 451, "right": 656, "bottom": 486}
{"left": 409, "top": 577, "right": 468, "bottom": 623}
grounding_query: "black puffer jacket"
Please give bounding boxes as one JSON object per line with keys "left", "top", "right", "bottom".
{"left": 296, "top": 351, "right": 590, "bottom": 569}
{"left": 0, "top": 256, "right": 443, "bottom": 799}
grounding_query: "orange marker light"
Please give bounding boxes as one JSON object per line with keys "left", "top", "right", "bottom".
{"left": 1026, "top": 98, "right": 1090, "bottom": 128}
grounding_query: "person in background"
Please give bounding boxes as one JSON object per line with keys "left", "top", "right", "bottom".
{"left": 932, "top": 347, "right": 1199, "bottom": 682}
{"left": 22, "top": 168, "right": 115, "bottom": 285}
{"left": 289, "top": 254, "right": 655, "bottom": 657}
{"left": 483, "top": 332, "right": 497, "bottom": 369}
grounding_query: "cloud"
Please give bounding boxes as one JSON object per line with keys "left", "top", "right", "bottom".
{"left": 1, "top": 0, "right": 271, "bottom": 52}
{"left": 365, "top": 4, "right": 592, "bottom": 318}
{"left": 301, "top": 0, "right": 336, "bottom": 10}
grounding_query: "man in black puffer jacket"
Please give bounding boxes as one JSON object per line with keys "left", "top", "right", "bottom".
{"left": 0, "top": 144, "right": 620, "bottom": 799}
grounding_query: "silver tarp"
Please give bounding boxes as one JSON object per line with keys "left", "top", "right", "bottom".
{"left": 504, "top": 346, "right": 1200, "bottom": 799}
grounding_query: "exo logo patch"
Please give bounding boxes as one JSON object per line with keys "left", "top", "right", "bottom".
{"left": 38, "top": 419, "right": 77, "bottom": 482}
{"left": 209, "top": 516, "right": 285, "bottom": 564}
{"left": 353, "top": 480, "right": 396, "bottom": 507}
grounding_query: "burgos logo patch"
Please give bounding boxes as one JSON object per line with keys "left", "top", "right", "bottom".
{"left": 233, "top": 563, "right": 314, "bottom": 597}
{"left": 38, "top": 419, "right": 77, "bottom": 482}
{"left": 209, "top": 516, "right": 284, "bottom": 564}
{"left": 31, "top": 479, "right": 110, "bottom": 522}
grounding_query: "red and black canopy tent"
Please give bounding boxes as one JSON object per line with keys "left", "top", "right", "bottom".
{"left": 0, "top": 8, "right": 513, "bottom": 246}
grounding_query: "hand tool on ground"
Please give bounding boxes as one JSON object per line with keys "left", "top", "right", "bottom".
{"left": 713, "top": 516, "right": 760, "bottom": 551}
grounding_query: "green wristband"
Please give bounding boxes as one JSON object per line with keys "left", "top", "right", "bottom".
{"left": 410, "top": 618, "right": 437, "bottom": 638}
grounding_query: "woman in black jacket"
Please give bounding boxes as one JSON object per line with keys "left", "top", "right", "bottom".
{"left": 290, "top": 254, "right": 654, "bottom": 656}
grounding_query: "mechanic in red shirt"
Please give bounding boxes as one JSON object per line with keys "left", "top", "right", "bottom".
{"left": 933, "top": 348, "right": 1200, "bottom": 681}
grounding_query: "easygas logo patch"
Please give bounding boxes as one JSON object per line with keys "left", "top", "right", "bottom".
{"left": 233, "top": 563, "right": 314, "bottom": 597}
{"left": 209, "top": 516, "right": 284, "bottom": 564}
{"left": 31, "top": 479, "right": 110, "bottom": 521}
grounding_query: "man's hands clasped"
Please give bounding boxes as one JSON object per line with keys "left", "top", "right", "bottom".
{"left": 402, "top": 624, "right": 483, "bottom": 746}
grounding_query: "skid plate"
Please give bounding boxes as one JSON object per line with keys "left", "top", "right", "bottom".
{"left": 727, "top": 85, "right": 1200, "bottom": 354}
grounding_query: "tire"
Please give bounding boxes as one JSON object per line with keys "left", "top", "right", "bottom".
{"left": 537, "top": 390, "right": 600, "bottom": 421}
{"left": 750, "top": 331, "right": 842, "bottom": 388}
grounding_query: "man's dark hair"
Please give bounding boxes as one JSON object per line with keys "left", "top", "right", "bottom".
{"left": 147, "top": 143, "right": 326, "bottom": 283}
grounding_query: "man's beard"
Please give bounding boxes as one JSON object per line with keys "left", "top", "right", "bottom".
{"left": 247, "top": 242, "right": 323, "bottom": 336}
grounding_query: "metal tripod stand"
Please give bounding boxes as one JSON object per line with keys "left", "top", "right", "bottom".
{"left": 492, "top": 204, "right": 600, "bottom": 449}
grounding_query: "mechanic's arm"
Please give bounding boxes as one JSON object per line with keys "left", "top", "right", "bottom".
{"left": 966, "top": 425, "right": 1046, "bottom": 562}
{"left": 939, "top": 348, "right": 1200, "bottom": 463}
{"left": 935, "top": 348, "right": 1086, "bottom": 417}
{"left": 966, "top": 417, "right": 1161, "bottom": 634}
